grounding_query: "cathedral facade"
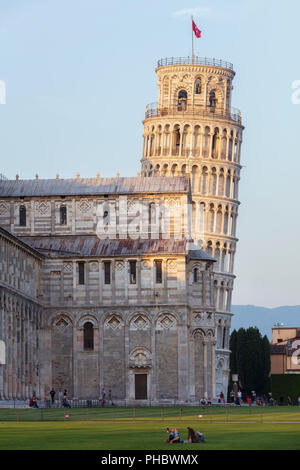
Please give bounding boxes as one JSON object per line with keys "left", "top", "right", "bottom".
{"left": 0, "top": 56, "right": 244, "bottom": 404}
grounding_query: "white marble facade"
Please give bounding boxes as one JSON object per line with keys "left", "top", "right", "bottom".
{"left": 0, "top": 56, "right": 244, "bottom": 403}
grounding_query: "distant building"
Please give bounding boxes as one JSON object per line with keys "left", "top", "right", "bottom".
{"left": 270, "top": 327, "right": 300, "bottom": 374}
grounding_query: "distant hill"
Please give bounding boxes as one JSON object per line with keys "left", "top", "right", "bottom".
{"left": 231, "top": 305, "right": 300, "bottom": 339}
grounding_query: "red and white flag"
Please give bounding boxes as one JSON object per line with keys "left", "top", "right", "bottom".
{"left": 192, "top": 20, "right": 202, "bottom": 38}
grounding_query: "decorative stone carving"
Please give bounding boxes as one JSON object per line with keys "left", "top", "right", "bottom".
{"left": 129, "top": 347, "right": 152, "bottom": 368}
{"left": 89, "top": 262, "right": 98, "bottom": 272}
{"left": 78, "top": 199, "right": 92, "bottom": 213}
{"left": 192, "top": 262, "right": 202, "bottom": 271}
{"left": 142, "top": 259, "right": 150, "bottom": 269}
{"left": 55, "top": 317, "right": 70, "bottom": 332}
{"left": 193, "top": 328, "right": 205, "bottom": 339}
{"left": 115, "top": 261, "right": 124, "bottom": 271}
{"left": 130, "top": 314, "right": 150, "bottom": 331}
{"left": 156, "top": 313, "right": 177, "bottom": 330}
{"left": 192, "top": 312, "right": 214, "bottom": 327}
{"left": 63, "top": 263, "right": 72, "bottom": 273}
{"left": 192, "top": 312, "right": 204, "bottom": 325}
{"left": 77, "top": 314, "right": 98, "bottom": 328}
{"left": 127, "top": 199, "right": 138, "bottom": 211}
{"left": 167, "top": 259, "right": 177, "bottom": 271}
{"left": 164, "top": 198, "right": 180, "bottom": 208}
{"left": 0, "top": 202, "right": 9, "bottom": 216}
{"left": 35, "top": 201, "right": 51, "bottom": 216}
{"left": 104, "top": 314, "right": 124, "bottom": 330}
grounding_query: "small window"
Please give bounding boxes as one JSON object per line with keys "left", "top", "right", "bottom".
{"left": 60, "top": 206, "right": 67, "bottom": 225}
{"left": 222, "top": 328, "right": 226, "bottom": 349}
{"left": 78, "top": 262, "right": 85, "bottom": 285}
{"left": 103, "top": 209, "right": 109, "bottom": 226}
{"left": 129, "top": 261, "right": 137, "bottom": 284}
{"left": 209, "top": 90, "right": 217, "bottom": 109}
{"left": 195, "top": 79, "right": 201, "bottom": 95}
{"left": 149, "top": 202, "right": 156, "bottom": 234}
{"left": 193, "top": 268, "right": 199, "bottom": 283}
{"left": 19, "top": 205, "right": 26, "bottom": 226}
{"left": 84, "top": 322, "right": 94, "bottom": 351}
{"left": 177, "top": 90, "right": 187, "bottom": 111}
{"left": 104, "top": 261, "right": 111, "bottom": 284}
{"left": 155, "top": 260, "right": 162, "bottom": 284}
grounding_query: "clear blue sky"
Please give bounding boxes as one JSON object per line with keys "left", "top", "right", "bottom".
{"left": 0, "top": 0, "right": 299, "bottom": 308}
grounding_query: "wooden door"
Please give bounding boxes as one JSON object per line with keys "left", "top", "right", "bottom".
{"left": 135, "top": 374, "right": 147, "bottom": 400}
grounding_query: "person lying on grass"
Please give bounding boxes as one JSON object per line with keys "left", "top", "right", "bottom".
{"left": 186, "top": 426, "right": 206, "bottom": 443}
{"left": 165, "top": 427, "right": 183, "bottom": 443}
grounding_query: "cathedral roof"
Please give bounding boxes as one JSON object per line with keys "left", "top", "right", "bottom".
{"left": 21, "top": 235, "right": 214, "bottom": 261}
{"left": 187, "top": 249, "right": 216, "bottom": 262}
{"left": 0, "top": 226, "right": 44, "bottom": 259}
{"left": 0, "top": 176, "right": 189, "bottom": 197}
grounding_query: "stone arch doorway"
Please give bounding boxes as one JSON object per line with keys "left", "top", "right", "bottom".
{"left": 129, "top": 347, "right": 152, "bottom": 401}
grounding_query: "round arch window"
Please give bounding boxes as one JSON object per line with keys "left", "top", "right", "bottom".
{"left": 195, "top": 79, "right": 201, "bottom": 94}
{"left": 209, "top": 91, "right": 217, "bottom": 109}
{"left": 177, "top": 90, "right": 187, "bottom": 110}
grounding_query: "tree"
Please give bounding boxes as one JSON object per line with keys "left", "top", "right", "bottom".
{"left": 229, "top": 327, "right": 270, "bottom": 395}
{"left": 229, "top": 329, "right": 238, "bottom": 374}
{"left": 262, "top": 335, "right": 271, "bottom": 391}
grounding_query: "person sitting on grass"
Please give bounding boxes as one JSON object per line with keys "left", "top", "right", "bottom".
{"left": 186, "top": 427, "right": 206, "bottom": 443}
{"left": 165, "top": 427, "right": 183, "bottom": 443}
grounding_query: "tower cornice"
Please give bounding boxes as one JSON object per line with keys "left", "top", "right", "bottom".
{"left": 156, "top": 57, "right": 235, "bottom": 75}
{"left": 143, "top": 114, "right": 244, "bottom": 130}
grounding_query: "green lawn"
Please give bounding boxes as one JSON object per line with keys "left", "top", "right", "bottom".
{"left": 1, "top": 405, "right": 300, "bottom": 422}
{"left": 0, "top": 406, "right": 299, "bottom": 450}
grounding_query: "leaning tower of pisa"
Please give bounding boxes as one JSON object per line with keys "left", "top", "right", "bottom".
{"left": 141, "top": 56, "right": 244, "bottom": 397}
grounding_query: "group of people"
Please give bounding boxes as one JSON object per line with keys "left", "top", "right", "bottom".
{"left": 200, "top": 396, "right": 212, "bottom": 406}
{"left": 165, "top": 426, "right": 206, "bottom": 444}
{"left": 278, "top": 395, "right": 300, "bottom": 406}
{"left": 31, "top": 387, "right": 117, "bottom": 409}
{"left": 49, "top": 388, "right": 71, "bottom": 408}
{"left": 229, "top": 390, "right": 268, "bottom": 406}
{"left": 228, "top": 390, "right": 300, "bottom": 406}
{"left": 47, "top": 387, "right": 115, "bottom": 408}
{"left": 101, "top": 388, "right": 114, "bottom": 407}
{"left": 30, "top": 389, "right": 70, "bottom": 408}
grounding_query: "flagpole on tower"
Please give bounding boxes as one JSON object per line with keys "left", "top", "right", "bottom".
{"left": 191, "top": 15, "right": 194, "bottom": 63}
